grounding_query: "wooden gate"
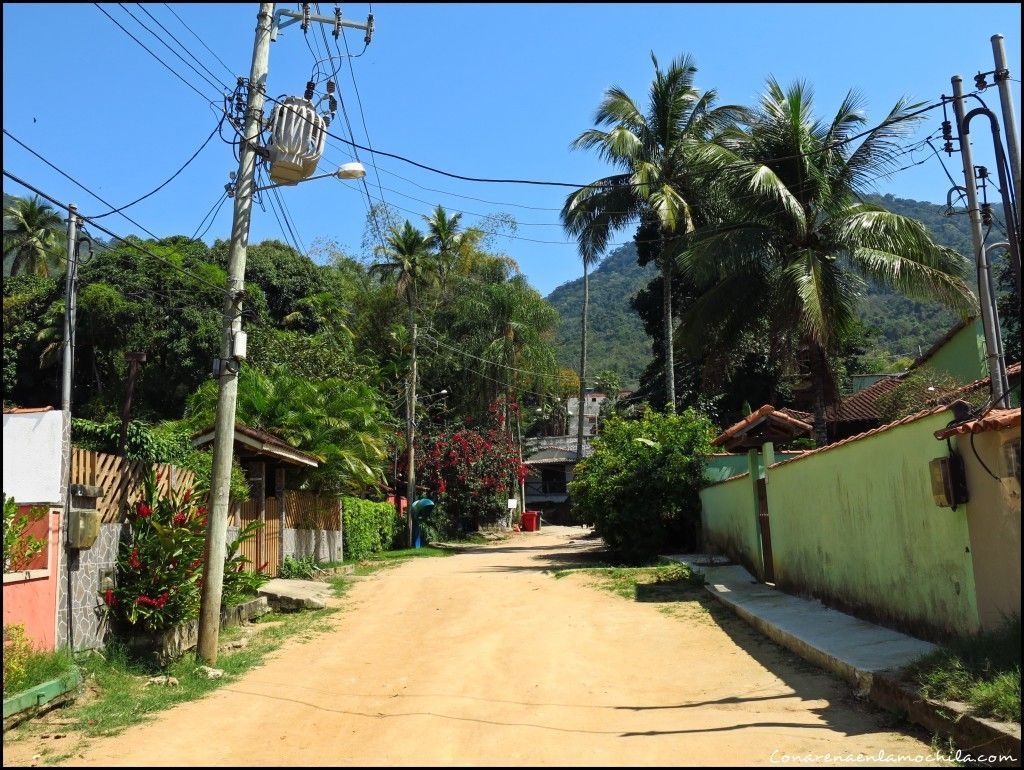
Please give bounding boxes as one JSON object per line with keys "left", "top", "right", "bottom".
{"left": 756, "top": 478, "right": 775, "bottom": 583}
{"left": 236, "top": 498, "right": 281, "bottom": 576}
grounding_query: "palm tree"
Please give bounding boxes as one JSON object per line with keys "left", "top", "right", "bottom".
{"left": 3, "top": 195, "right": 65, "bottom": 277}
{"left": 562, "top": 53, "right": 745, "bottom": 413}
{"left": 422, "top": 205, "right": 463, "bottom": 300}
{"left": 681, "top": 79, "right": 975, "bottom": 444}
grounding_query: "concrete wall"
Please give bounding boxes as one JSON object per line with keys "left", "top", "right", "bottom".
{"left": 3, "top": 410, "right": 66, "bottom": 505}
{"left": 959, "top": 427, "right": 1021, "bottom": 630}
{"left": 3, "top": 508, "right": 61, "bottom": 650}
{"left": 283, "top": 528, "right": 342, "bottom": 563}
{"left": 765, "top": 411, "right": 980, "bottom": 638}
{"left": 700, "top": 465, "right": 763, "bottom": 579}
{"left": 57, "top": 521, "right": 121, "bottom": 651}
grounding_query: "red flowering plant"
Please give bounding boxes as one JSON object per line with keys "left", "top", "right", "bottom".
{"left": 417, "top": 398, "right": 528, "bottom": 537}
{"left": 105, "top": 467, "right": 207, "bottom": 632}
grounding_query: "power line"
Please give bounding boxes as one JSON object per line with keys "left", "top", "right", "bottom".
{"left": 160, "top": 3, "right": 236, "bottom": 80}
{"left": 3, "top": 168, "right": 231, "bottom": 297}
{"left": 82, "top": 119, "right": 223, "bottom": 219}
{"left": 117, "top": 2, "right": 227, "bottom": 95}
{"left": 421, "top": 330, "right": 563, "bottom": 382}
{"left": 92, "top": 3, "right": 216, "bottom": 104}
{"left": 190, "top": 190, "right": 229, "bottom": 241}
{"left": 134, "top": 3, "right": 233, "bottom": 91}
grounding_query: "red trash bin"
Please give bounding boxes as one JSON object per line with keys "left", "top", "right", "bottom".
{"left": 521, "top": 511, "right": 538, "bottom": 532}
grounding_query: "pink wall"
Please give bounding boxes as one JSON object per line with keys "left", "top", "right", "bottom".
{"left": 3, "top": 508, "right": 61, "bottom": 651}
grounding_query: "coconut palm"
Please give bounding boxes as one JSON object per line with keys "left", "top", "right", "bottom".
{"left": 422, "top": 205, "right": 463, "bottom": 300}
{"left": 681, "top": 79, "right": 975, "bottom": 444}
{"left": 370, "top": 221, "right": 433, "bottom": 312}
{"left": 562, "top": 53, "right": 746, "bottom": 413}
{"left": 3, "top": 195, "right": 65, "bottom": 277}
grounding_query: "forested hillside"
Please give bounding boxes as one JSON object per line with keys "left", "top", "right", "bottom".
{"left": 546, "top": 194, "right": 995, "bottom": 386}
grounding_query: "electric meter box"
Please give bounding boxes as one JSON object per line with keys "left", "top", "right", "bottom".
{"left": 929, "top": 454, "right": 969, "bottom": 508}
{"left": 68, "top": 508, "right": 101, "bottom": 549}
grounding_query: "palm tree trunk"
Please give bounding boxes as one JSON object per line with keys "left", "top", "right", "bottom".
{"left": 576, "top": 262, "right": 589, "bottom": 460}
{"left": 661, "top": 254, "right": 676, "bottom": 413}
{"left": 810, "top": 343, "right": 829, "bottom": 447}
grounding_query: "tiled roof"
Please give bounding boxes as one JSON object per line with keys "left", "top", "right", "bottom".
{"left": 712, "top": 404, "right": 812, "bottom": 447}
{"left": 770, "top": 401, "right": 970, "bottom": 470}
{"left": 827, "top": 376, "right": 903, "bottom": 422}
{"left": 192, "top": 422, "right": 320, "bottom": 466}
{"left": 777, "top": 407, "right": 813, "bottom": 422}
{"left": 939, "top": 361, "right": 1021, "bottom": 402}
{"left": 2, "top": 406, "right": 55, "bottom": 414}
{"left": 934, "top": 407, "right": 1021, "bottom": 439}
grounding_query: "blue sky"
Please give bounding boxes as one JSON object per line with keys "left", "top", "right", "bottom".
{"left": 3, "top": 3, "right": 1021, "bottom": 295}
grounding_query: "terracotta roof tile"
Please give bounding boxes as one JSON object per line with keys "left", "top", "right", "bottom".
{"left": 2, "top": 406, "right": 55, "bottom": 414}
{"left": 827, "top": 376, "right": 903, "bottom": 422}
{"left": 934, "top": 407, "right": 1021, "bottom": 439}
{"left": 712, "top": 404, "right": 812, "bottom": 447}
{"left": 770, "top": 401, "right": 969, "bottom": 470}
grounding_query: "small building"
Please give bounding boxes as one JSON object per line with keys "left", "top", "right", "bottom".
{"left": 523, "top": 446, "right": 577, "bottom": 525}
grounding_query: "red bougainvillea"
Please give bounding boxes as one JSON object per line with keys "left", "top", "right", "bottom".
{"left": 418, "top": 398, "right": 527, "bottom": 534}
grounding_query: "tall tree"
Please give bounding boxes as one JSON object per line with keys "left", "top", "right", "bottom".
{"left": 3, "top": 195, "right": 65, "bottom": 277}
{"left": 562, "top": 53, "right": 745, "bottom": 413}
{"left": 682, "top": 79, "right": 975, "bottom": 443}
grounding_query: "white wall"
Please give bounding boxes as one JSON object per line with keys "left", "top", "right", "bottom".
{"left": 3, "top": 411, "right": 65, "bottom": 504}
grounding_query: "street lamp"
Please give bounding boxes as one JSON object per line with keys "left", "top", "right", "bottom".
{"left": 253, "top": 162, "right": 366, "bottom": 193}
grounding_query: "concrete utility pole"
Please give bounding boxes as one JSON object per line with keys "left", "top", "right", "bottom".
{"left": 197, "top": 2, "right": 274, "bottom": 665}
{"left": 992, "top": 34, "right": 1022, "bottom": 234}
{"left": 406, "top": 318, "right": 417, "bottom": 548}
{"left": 951, "top": 75, "right": 1011, "bottom": 410}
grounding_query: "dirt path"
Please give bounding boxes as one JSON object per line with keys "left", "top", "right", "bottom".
{"left": 28, "top": 527, "right": 939, "bottom": 766}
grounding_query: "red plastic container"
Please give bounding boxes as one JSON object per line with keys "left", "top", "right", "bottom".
{"left": 521, "top": 511, "right": 539, "bottom": 532}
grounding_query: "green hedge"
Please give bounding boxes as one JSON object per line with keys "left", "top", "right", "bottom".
{"left": 342, "top": 497, "right": 399, "bottom": 560}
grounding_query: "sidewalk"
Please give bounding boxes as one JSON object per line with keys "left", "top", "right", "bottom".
{"left": 661, "top": 555, "right": 935, "bottom": 692}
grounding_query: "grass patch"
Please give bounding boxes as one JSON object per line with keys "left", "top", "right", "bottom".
{"left": 40, "top": 608, "right": 338, "bottom": 740}
{"left": 553, "top": 561, "right": 704, "bottom": 600}
{"left": 906, "top": 617, "right": 1020, "bottom": 723}
{"left": 2, "top": 646, "right": 76, "bottom": 697}
{"left": 350, "top": 546, "right": 450, "bottom": 576}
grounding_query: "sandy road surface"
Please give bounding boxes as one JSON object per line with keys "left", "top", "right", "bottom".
{"left": 25, "top": 527, "right": 938, "bottom": 766}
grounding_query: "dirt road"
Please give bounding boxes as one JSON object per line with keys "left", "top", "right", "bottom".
{"left": 51, "top": 527, "right": 936, "bottom": 766}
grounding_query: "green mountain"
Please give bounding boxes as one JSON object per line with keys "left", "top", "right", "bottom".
{"left": 545, "top": 194, "right": 984, "bottom": 387}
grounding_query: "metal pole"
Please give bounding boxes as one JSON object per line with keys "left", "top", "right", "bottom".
{"left": 197, "top": 2, "right": 274, "bottom": 665}
{"left": 576, "top": 262, "right": 588, "bottom": 461}
{"left": 60, "top": 203, "right": 78, "bottom": 651}
{"left": 952, "top": 75, "right": 1008, "bottom": 409}
{"left": 406, "top": 318, "right": 417, "bottom": 547}
{"left": 992, "top": 34, "right": 1022, "bottom": 232}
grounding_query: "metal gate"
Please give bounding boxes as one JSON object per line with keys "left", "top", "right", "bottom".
{"left": 756, "top": 478, "right": 775, "bottom": 583}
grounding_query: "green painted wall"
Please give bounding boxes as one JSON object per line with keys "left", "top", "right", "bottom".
{"left": 700, "top": 472, "right": 762, "bottom": 578}
{"left": 765, "top": 411, "right": 980, "bottom": 638}
{"left": 705, "top": 452, "right": 802, "bottom": 483}
{"left": 919, "top": 318, "right": 986, "bottom": 383}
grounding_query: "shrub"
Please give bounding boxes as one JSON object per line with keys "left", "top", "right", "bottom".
{"left": 279, "top": 555, "right": 320, "bottom": 579}
{"left": 569, "top": 407, "right": 714, "bottom": 563}
{"left": 342, "top": 497, "right": 398, "bottom": 560}
{"left": 105, "top": 468, "right": 263, "bottom": 632}
{"left": 3, "top": 495, "right": 46, "bottom": 573}
{"left": 1, "top": 625, "right": 75, "bottom": 697}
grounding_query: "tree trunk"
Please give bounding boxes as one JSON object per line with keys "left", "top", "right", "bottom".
{"left": 577, "top": 262, "right": 589, "bottom": 460}
{"left": 661, "top": 253, "right": 676, "bottom": 414}
{"left": 810, "top": 343, "right": 829, "bottom": 447}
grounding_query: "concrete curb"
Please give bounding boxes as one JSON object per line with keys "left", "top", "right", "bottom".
{"left": 670, "top": 556, "right": 1020, "bottom": 765}
{"left": 2, "top": 665, "right": 81, "bottom": 728}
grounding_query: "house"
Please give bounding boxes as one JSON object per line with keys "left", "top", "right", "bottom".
{"left": 523, "top": 444, "right": 578, "bottom": 525}
{"left": 827, "top": 317, "right": 1017, "bottom": 441}
{"left": 566, "top": 389, "right": 609, "bottom": 439}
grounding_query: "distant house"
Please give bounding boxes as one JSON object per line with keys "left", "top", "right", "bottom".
{"left": 566, "top": 389, "right": 609, "bottom": 439}
{"left": 826, "top": 317, "right": 1017, "bottom": 441}
{"left": 522, "top": 445, "right": 577, "bottom": 525}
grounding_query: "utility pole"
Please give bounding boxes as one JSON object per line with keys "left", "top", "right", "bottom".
{"left": 117, "top": 352, "right": 146, "bottom": 457}
{"left": 61, "top": 205, "right": 79, "bottom": 418}
{"left": 992, "top": 34, "right": 1021, "bottom": 233}
{"left": 197, "top": 2, "right": 274, "bottom": 665}
{"left": 406, "top": 318, "right": 417, "bottom": 548}
{"left": 951, "top": 75, "right": 1011, "bottom": 409}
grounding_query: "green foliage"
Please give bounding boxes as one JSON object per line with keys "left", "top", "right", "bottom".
{"left": 874, "top": 370, "right": 986, "bottom": 423}
{"left": 2, "top": 272, "right": 59, "bottom": 399}
{"left": 908, "top": 617, "right": 1020, "bottom": 723}
{"left": 222, "top": 518, "right": 269, "bottom": 606}
{"left": 3, "top": 495, "right": 46, "bottom": 573}
{"left": 3, "top": 194, "right": 65, "bottom": 278}
{"left": 341, "top": 497, "right": 400, "bottom": 560}
{"left": 278, "top": 555, "right": 321, "bottom": 579}
{"left": 71, "top": 418, "right": 249, "bottom": 502}
{"left": 1, "top": 624, "right": 75, "bottom": 696}
{"left": 569, "top": 408, "right": 714, "bottom": 563}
